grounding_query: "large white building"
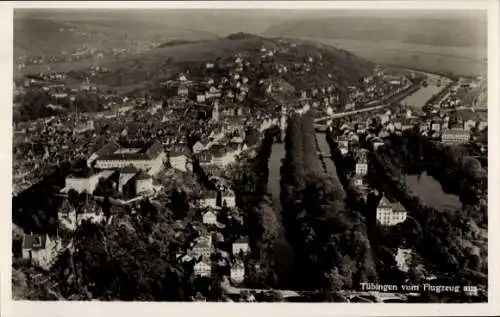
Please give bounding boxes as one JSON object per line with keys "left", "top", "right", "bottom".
{"left": 376, "top": 196, "right": 407, "bottom": 226}
{"left": 95, "top": 141, "right": 166, "bottom": 175}
{"left": 441, "top": 128, "right": 470, "bottom": 144}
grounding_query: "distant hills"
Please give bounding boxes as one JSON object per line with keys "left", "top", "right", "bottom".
{"left": 263, "top": 16, "right": 487, "bottom": 48}
{"left": 14, "top": 16, "right": 218, "bottom": 58}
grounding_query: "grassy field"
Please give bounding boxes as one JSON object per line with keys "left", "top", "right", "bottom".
{"left": 314, "top": 38, "right": 486, "bottom": 77}
{"left": 404, "top": 172, "right": 462, "bottom": 210}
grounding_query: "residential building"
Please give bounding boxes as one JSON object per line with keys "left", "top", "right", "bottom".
{"left": 196, "top": 94, "right": 206, "bottom": 103}
{"left": 431, "top": 121, "right": 441, "bottom": 132}
{"left": 212, "top": 146, "right": 238, "bottom": 167}
{"left": 393, "top": 121, "right": 402, "bottom": 131}
{"left": 194, "top": 260, "right": 211, "bottom": 277}
{"left": 58, "top": 208, "right": 108, "bottom": 231}
{"left": 191, "top": 234, "right": 213, "bottom": 259}
{"left": 197, "top": 151, "right": 213, "bottom": 166}
{"left": 355, "top": 150, "right": 368, "bottom": 176}
{"left": 401, "top": 119, "right": 415, "bottom": 131}
{"left": 169, "top": 145, "right": 190, "bottom": 172}
{"left": 337, "top": 136, "right": 349, "bottom": 154}
{"left": 118, "top": 167, "right": 139, "bottom": 193}
{"left": 212, "top": 103, "right": 220, "bottom": 122}
{"left": 372, "top": 139, "right": 385, "bottom": 150}
{"left": 442, "top": 128, "right": 470, "bottom": 144}
{"left": 352, "top": 175, "right": 366, "bottom": 190}
{"left": 477, "top": 120, "right": 487, "bottom": 131}
{"left": 230, "top": 261, "right": 245, "bottom": 284}
{"left": 379, "top": 114, "right": 390, "bottom": 125}
{"left": 395, "top": 248, "right": 413, "bottom": 273}
{"left": 376, "top": 196, "right": 407, "bottom": 226}
{"left": 21, "top": 234, "right": 61, "bottom": 270}
{"left": 198, "top": 191, "right": 218, "bottom": 209}
{"left": 202, "top": 210, "right": 218, "bottom": 225}
{"left": 73, "top": 119, "right": 94, "bottom": 134}
{"left": 464, "top": 119, "right": 476, "bottom": 132}
{"left": 221, "top": 189, "right": 236, "bottom": 208}
{"left": 133, "top": 171, "right": 154, "bottom": 194}
{"left": 192, "top": 139, "right": 210, "bottom": 154}
{"left": 232, "top": 236, "right": 250, "bottom": 256}
{"left": 205, "top": 87, "right": 222, "bottom": 99}
{"left": 178, "top": 85, "right": 189, "bottom": 97}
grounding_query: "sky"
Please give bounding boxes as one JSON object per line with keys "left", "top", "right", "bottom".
{"left": 15, "top": 8, "right": 487, "bottom": 34}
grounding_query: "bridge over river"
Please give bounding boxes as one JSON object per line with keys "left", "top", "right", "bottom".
{"left": 314, "top": 83, "right": 423, "bottom": 126}
{"left": 222, "top": 279, "right": 415, "bottom": 302}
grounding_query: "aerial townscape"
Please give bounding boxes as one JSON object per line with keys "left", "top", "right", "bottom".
{"left": 12, "top": 9, "right": 488, "bottom": 303}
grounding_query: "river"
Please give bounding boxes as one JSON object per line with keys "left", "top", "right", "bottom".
{"left": 267, "top": 141, "right": 295, "bottom": 286}
{"left": 400, "top": 73, "right": 450, "bottom": 109}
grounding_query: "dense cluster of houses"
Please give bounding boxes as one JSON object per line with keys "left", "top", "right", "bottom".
{"left": 171, "top": 186, "right": 250, "bottom": 284}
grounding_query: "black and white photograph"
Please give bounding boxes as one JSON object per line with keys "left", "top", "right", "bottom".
{"left": 5, "top": 0, "right": 498, "bottom": 314}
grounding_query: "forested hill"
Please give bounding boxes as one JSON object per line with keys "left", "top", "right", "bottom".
{"left": 29, "top": 33, "right": 374, "bottom": 94}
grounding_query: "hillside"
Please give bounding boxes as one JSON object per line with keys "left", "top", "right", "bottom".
{"left": 38, "top": 34, "right": 374, "bottom": 95}
{"left": 14, "top": 15, "right": 218, "bottom": 61}
{"left": 263, "top": 16, "right": 487, "bottom": 48}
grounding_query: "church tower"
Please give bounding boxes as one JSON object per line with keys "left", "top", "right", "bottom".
{"left": 212, "top": 101, "right": 220, "bottom": 122}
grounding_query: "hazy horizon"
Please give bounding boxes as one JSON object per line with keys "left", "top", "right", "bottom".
{"left": 15, "top": 8, "right": 487, "bottom": 37}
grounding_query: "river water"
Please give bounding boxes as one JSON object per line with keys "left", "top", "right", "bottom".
{"left": 400, "top": 73, "right": 449, "bottom": 109}
{"left": 267, "top": 141, "right": 295, "bottom": 285}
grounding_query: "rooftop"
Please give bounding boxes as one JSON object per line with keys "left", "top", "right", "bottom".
{"left": 98, "top": 140, "right": 164, "bottom": 161}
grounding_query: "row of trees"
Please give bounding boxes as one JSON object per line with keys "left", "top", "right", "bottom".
{"left": 280, "top": 111, "right": 377, "bottom": 294}
{"left": 231, "top": 127, "right": 282, "bottom": 288}
{"left": 365, "top": 140, "right": 487, "bottom": 287}
{"left": 326, "top": 129, "right": 436, "bottom": 287}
